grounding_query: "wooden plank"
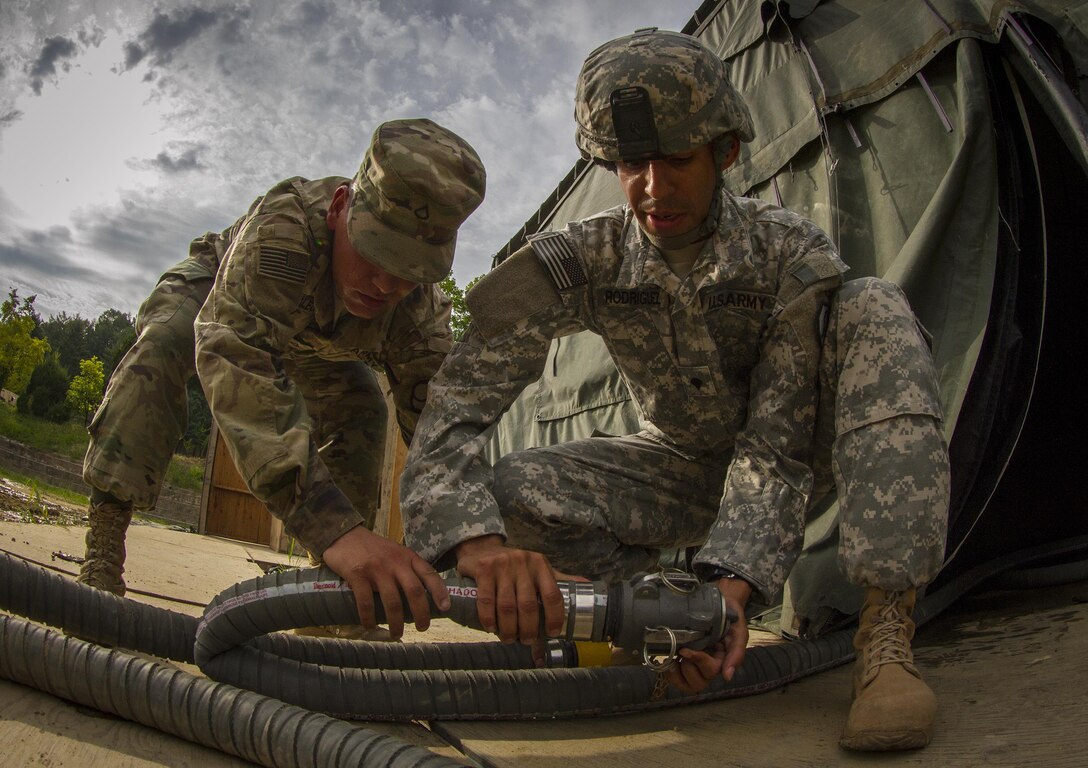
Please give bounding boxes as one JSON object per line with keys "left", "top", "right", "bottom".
{"left": 202, "top": 428, "right": 273, "bottom": 545}
{"left": 434, "top": 581, "right": 1088, "bottom": 768}
{"left": 209, "top": 432, "right": 248, "bottom": 492}
{"left": 202, "top": 376, "right": 403, "bottom": 548}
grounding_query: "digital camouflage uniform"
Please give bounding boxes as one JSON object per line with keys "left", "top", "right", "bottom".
{"left": 402, "top": 187, "right": 949, "bottom": 610}
{"left": 403, "top": 27, "right": 949, "bottom": 751}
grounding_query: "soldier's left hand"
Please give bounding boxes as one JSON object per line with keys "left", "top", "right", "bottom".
{"left": 665, "top": 587, "right": 749, "bottom": 694}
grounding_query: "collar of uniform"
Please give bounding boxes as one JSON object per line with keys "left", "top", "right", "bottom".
{"left": 316, "top": 231, "right": 342, "bottom": 331}
{"left": 690, "top": 188, "right": 752, "bottom": 294}
{"left": 326, "top": 307, "right": 395, "bottom": 356}
{"left": 621, "top": 219, "right": 677, "bottom": 294}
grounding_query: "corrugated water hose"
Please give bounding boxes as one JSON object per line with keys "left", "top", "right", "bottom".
{"left": 7, "top": 536, "right": 1084, "bottom": 768}
{"left": 0, "top": 551, "right": 853, "bottom": 765}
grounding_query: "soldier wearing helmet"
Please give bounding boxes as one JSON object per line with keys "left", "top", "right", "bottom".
{"left": 402, "top": 30, "right": 948, "bottom": 752}
{"left": 80, "top": 118, "right": 485, "bottom": 637}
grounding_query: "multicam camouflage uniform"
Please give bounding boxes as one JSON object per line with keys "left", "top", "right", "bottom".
{"left": 85, "top": 118, "right": 485, "bottom": 563}
{"left": 83, "top": 175, "right": 451, "bottom": 549}
{"left": 191, "top": 173, "right": 455, "bottom": 551}
{"left": 83, "top": 227, "right": 229, "bottom": 512}
{"left": 401, "top": 188, "right": 949, "bottom": 609}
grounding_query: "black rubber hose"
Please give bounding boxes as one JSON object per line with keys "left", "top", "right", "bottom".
{"left": 916, "top": 534, "right": 1088, "bottom": 624}
{"left": 989, "top": 557, "right": 1088, "bottom": 590}
{"left": 253, "top": 632, "right": 537, "bottom": 670}
{"left": 0, "top": 613, "right": 465, "bottom": 768}
{"left": 0, "top": 551, "right": 196, "bottom": 662}
{"left": 195, "top": 565, "right": 855, "bottom": 720}
{"left": 0, "top": 551, "right": 855, "bottom": 719}
{"left": 12, "top": 535, "right": 1088, "bottom": 725}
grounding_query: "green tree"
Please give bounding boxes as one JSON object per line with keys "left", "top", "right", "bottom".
{"left": 38, "top": 311, "right": 91, "bottom": 375}
{"left": 101, "top": 324, "right": 136, "bottom": 382}
{"left": 65, "top": 356, "right": 105, "bottom": 424}
{"left": 18, "top": 353, "right": 72, "bottom": 422}
{"left": 0, "top": 288, "right": 50, "bottom": 394}
{"left": 87, "top": 307, "right": 134, "bottom": 348}
{"left": 439, "top": 274, "right": 482, "bottom": 341}
{"left": 180, "top": 377, "right": 212, "bottom": 457}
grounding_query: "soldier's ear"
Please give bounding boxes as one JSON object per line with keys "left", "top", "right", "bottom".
{"left": 327, "top": 184, "right": 350, "bottom": 230}
{"left": 720, "top": 135, "right": 740, "bottom": 170}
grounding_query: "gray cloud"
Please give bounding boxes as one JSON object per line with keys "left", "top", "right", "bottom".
{"left": 74, "top": 196, "right": 226, "bottom": 277}
{"left": 122, "top": 6, "right": 223, "bottom": 72}
{"left": 0, "top": 225, "right": 96, "bottom": 284}
{"left": 77, "top": 26, "right": 105, "bottom": 48}
{"left": 28, "top": 35, "right": 78, "bottom": 94}
{"left": 288, "top": 0, "right": 337, "bottom": 34}
{"left": 149, "top": 145, "right": 207, "bottom": 173}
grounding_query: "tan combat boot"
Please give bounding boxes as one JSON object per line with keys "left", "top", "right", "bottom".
{"left": 77, "top": 495, "right": 133, "bottom": 596}
{"left": 840, "top": 587, "right": 936, "bottom": 751}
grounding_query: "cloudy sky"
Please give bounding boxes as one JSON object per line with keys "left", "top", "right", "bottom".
{"left": 1, "top": 0, "right": 694, "bottom": 321}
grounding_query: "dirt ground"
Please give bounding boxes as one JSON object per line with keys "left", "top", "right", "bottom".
{"left": 0, "top": 475, "right": 88, "bottom": 526}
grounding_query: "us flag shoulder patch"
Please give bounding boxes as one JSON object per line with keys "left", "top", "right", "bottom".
{"left": 529, "top": 232, "right": 587, "bottom": 291}
{"left": 258, "top": 245, "right": 310, "bottom": 284}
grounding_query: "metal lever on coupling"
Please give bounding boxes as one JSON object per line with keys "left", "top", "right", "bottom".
{"left": 642, "top": 625, "right": 710, "bottom": 670}
{"left": 608, "top": 568, "right": 732, "bottom": 668}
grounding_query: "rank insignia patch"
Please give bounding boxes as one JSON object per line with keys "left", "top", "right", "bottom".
{"left": 258, "top": 245, "right": 309, "bottom": 284}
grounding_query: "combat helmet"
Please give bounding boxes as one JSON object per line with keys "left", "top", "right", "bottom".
{"left": 574, "top": 28, "right": 753, "bottom": 164}
{"left": 347, "top": 118, "right": 486, "bottom": 284}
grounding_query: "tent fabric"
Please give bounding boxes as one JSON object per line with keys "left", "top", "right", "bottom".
{"left": 483, "top": 0, "right": 1088, "bottom": 630}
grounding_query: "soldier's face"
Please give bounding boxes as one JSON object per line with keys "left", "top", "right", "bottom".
{"left": 328, "top": 186, "right": 418, "bottom": 319}
{"left": 616, "top": 143, "right": 720, "bottom": 239}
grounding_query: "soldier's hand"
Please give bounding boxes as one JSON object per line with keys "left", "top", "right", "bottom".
{"left": 322, "top": 524, "right": 450, "bottom": 640}
{"left": 454, "top": 535, "right": 566, "bottom": 646}
{"left": 666, "top": 585, "right": 749, "bottom": 695}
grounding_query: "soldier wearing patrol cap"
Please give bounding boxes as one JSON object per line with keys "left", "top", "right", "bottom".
{"left": 401, "top": 29, "right": 949, "bottom": 751}
{"left": 80, "top": 118, "right": 485, "bottom": 638}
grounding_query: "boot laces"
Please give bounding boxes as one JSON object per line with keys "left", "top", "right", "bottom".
{"left": 864, "top": 596, "right": 913, "bottom": 671}
{"left": 87, "top": 504, "right": 130, "bottom": 546}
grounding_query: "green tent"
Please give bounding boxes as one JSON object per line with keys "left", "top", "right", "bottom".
{"left": 486, "top": 0, "right": 1088, "bottom": 632}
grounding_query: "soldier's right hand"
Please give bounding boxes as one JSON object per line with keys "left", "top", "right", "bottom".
{"left": 322, "top": 524, "right": 450, "bottom": 640}
{"left": 453, "top": 534, "right": 567, "bottom": 645}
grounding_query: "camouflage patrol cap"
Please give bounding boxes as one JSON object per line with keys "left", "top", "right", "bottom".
{"left": 575, "top": 28, "right": 754, "bottom": 163}
{"left": 347, "top": 118, "right": 485, "bottom": 284}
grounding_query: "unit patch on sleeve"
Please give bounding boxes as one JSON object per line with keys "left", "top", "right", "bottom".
{"left": 529, "top": 232, "right": 588, "bottom": 291}
{"left": 257, "top": 245, "right": 310, "bottom": 284}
